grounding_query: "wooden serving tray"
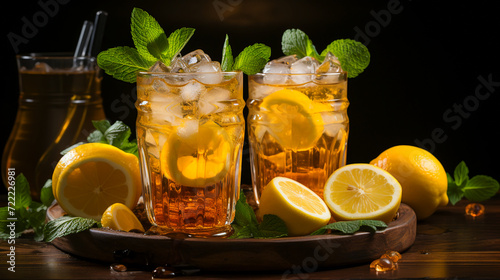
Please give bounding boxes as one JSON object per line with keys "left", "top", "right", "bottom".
{"left": 47, "top": 203, "right": 416, "bottom": 272}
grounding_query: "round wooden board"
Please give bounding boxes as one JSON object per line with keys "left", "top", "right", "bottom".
{"left": 47, "top": 204, "right": 416, "bottom": 272}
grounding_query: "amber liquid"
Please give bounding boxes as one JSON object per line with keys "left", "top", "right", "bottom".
{"left": 136, "top": 72, "right": 244, "bottom": 236}
{"left": 248, "top": 75, "right": 349, "bottom": 203}
{"left": 2, "top": 70, "right": 105, "bottom": 198}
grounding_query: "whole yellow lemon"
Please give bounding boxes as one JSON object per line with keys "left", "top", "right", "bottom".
{"left": 370, "top": 145, "right": 448, "bottom": 220}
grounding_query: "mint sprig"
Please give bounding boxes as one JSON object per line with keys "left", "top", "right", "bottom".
{"left": 98, "top": 8, "right": 195, "bottom": 83}
{"left": 230, "top": 190, "right": 288, "bottom": 239}
{"left": 221, "top": 35, "right": 271, "bottom": 75}
{"left": 447, "top": 161, "right": 499, "bottom": 205}
{"left": 310, "top": 220, "right": 388, "bottom": 235}
{"left": 0, "top": 174, "right": 54, "bottom": 241}
{"left": 61, "top": 120, "right": 138, "bottom": 158}
{"left": 281, "top": 28, "right": 370, "bottom": 78}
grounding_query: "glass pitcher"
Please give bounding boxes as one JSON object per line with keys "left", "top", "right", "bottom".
{"left": 1, "top": 53, "right": 106, "bottom": 200}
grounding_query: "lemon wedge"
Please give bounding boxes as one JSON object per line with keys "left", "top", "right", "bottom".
{"left": 323, "top": 164, "right": 402, "bottom": 224}
{"left": 258, "top": 177, "right": 331, "bottom": 236}
{"left": 101, "top": 203, "right": 145, "bottom": 232}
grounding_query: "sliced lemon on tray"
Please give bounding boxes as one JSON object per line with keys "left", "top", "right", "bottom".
{"left": 101, "top": 203, "right": 145, "bottom": 232}
{"left": 161, "top": 120, "right": 231, "bottom": 187}
{"left": 258, "top": 177, "right": 331, "bottom": 236}
{"left": 260, "top": 89, "right": 324, "bottom": 151}
{"left": 323, "top": 164, "right": 402, "bottom": 224}
{"left": 52, "top": 143, "right": 142, "bottom": 221}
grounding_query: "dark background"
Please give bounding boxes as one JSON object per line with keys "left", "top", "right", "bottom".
{"left": 2, "top": 0, "right": 499, "bottom": 194}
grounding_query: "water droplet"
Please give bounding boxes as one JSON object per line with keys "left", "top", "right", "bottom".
{"left": 465, "top": 203, "right": 485, "bottom": 218}
{"left": 110, "top": 263, "right": 127, "bottom": 272}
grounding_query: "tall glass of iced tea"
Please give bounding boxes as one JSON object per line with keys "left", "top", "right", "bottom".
{"left": 247, "top": 54, "right": 349, "bottom": 204}
{"left": 136, "top": 54, "right": 244, "bottom": 236}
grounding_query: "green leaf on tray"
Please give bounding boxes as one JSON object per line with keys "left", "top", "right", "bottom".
{"left": 230, "top": 190, "right": 288, "bottom": 239}
{"left": 44, "top": 216, "right": 100, "bottom": 242}
{"left": 311, "top": 220, "right": 388, "bottom": 236}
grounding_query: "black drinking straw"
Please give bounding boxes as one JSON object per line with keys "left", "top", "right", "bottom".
{"left": 88, "top": 11, "right": 108, "bottom": 57}
{"left": 74, "top": 20, "right": 93, "bottom": 57}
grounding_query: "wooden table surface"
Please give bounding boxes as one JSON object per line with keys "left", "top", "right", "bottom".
{"left": 1, "top": 194, "right": 499, "bottom": 280}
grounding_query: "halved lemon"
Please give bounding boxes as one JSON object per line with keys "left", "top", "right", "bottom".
{"left": 52, "top": 143, "right": 141, "bottom": 221}
{"left": 101, "top": 203, "right": 145, "bottom": 232}
{"left": 258, "top": 177, "right": 331, "bottom": 236}
{"left": 323, "top": 164, "right": 402, "bottom": 224}
{"left": 260, "top": 89, "right": 324, "bottom": 151}
{"left": 161, "top": 120, "right": 231, "bottom": 187}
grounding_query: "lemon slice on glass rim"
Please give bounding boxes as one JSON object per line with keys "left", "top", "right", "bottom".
{"left": 161, "top": 120, "right": 232, "bottom": 187}
{"left": 259, "top": 89, "right": 324, "bottom": 151}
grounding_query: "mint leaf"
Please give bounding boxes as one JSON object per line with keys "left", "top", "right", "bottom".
{"left": 104, "top": 120, "right": 131, "bottom": 148}
{"left": 233, "top": 191, "right": 258, "bottom": 228}
{"left": 14, "top": 174, "right": 31, "bottom": 211}
{"left": 97, "top": 46, "right": 153, "bottom": 83}
{"left": 92, "top": 120, "right": 112, "bottom": 134}
{"left": 130, "top": 7, "right": 169, "bottom": 63}
{"left": 231, "top": 190, "right": 288, "bottom": 239}
{"left": 306, "top": 39, "right": 323, "bottom": 61}
{"left": 165, "top": 27, "right": 195, "bottom": 64}
{"left": 282, "top": 28, "right": 309, "bottom": 58}
{"left": 27, "top": 201, "right": 47, "bottom": 241}
{"left": 221, "top": 34, "right": 234, "bottom": 72}
{"left": 321, "top": 39, "right": 370, "bottom": 78}
{"left": 44, "top": 216, "right": 99, "bottom": 242}
{"left": 233, "top": 43, "right": 271, "bottom": 75}
{"left": 463, "top": 175, "right": 500, "bottom": 202}
{"left": 311, "top": 220, "right": 387, "bottom": 235}
{"left": 454, "top": 161, "right": 469, "bottom": 187}
{"left": 447, "top": 173, "right": 464, "bottom": 205}
{"left": 254, "top": 214, "right": 288, "bottom": 238}
{"left": 40, "top": 179, "right": 54, "bottom": 207}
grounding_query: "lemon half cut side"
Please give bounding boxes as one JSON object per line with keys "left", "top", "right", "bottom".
{"left": 323, "top": 164, "right": 402, "bottom": 224}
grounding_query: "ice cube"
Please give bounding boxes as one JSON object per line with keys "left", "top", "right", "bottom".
{"left": 177, "top": 119, "right": 199, "bottom": 139}
{"left": 261, "top": 55, "right": 297, "bottom": 84}
{"left": 317, "top": 52, "right": 342, "bottom": 73}
{"left": 273, "top": 55, "right": 299, "bottom": 65}
{"left": 32, "top": 62, "right": 53, "bottom": 72}
{"left": 150, "top": 91, "right": 184, "bottom": 120}
{"left": 152, "top": 78, "right": 170, "bottom": 94}
{"left": 180, "top": 80, "right": 206, "bottom": 101}
{"left": 149, "top": 61, "right": 170, "bottom": 72}
{"left": 190, "top": 61, "right": 223, "bottom": 84}
{"left": 314, "top": 52, "right": 343, "bottom": 84}
{"left": 198, "top": 87, "right": 231, "bottom": 115}
{"left": 169, "top": 54, "right": 190, "bottom": 73}
{"left": 182, "top": 49, "right": 211, "bottom": 66}
{"left": 321, "top": 111, "right": 346, "bottom": 137}
{"left": 249, "top": 84, "right": 281, "bottom": 100}
{"left": 289, "top": 56, "right": 319, "bottom": 84}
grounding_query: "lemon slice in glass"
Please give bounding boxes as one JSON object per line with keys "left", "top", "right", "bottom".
{"left": 260, "top": 89, "right": 324, "bottom": 151}
{"left": 161, "top": 120, "right": 231, "bottom": 187}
